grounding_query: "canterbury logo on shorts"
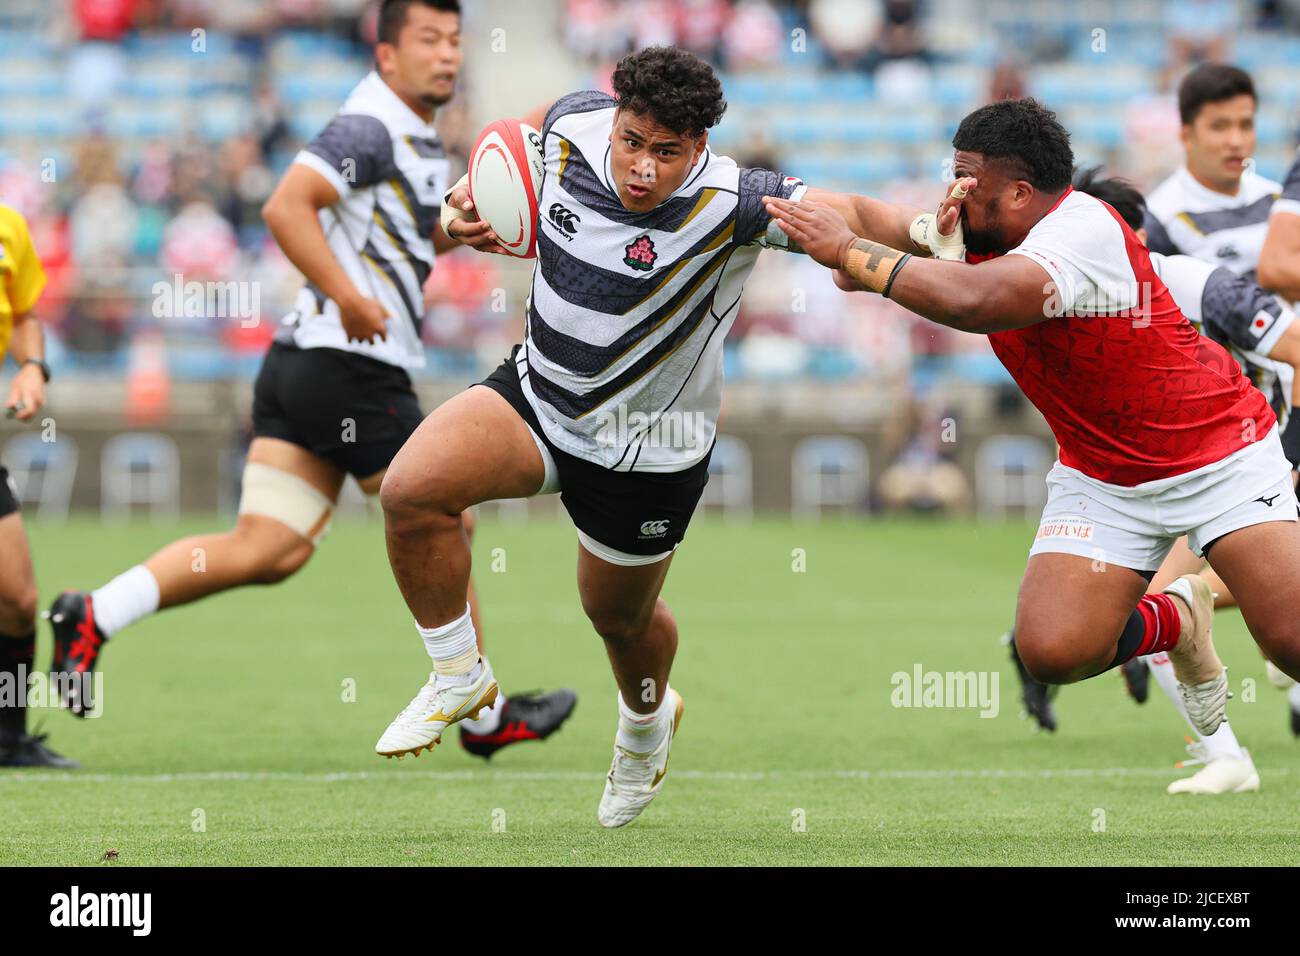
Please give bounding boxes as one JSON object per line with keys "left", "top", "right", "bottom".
{"left": 639, "top": 520, "right": 670, "bottom": 538}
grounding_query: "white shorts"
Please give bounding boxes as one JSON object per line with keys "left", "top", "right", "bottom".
{"left": 1030, "top": 425, "right": 1297, "bottom": 572}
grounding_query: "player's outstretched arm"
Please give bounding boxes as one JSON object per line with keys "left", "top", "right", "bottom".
{"left": 801, "top": 179, "right": 973, "bottom": 259}
{"left": 801, "top": 187, "right": 929, "bottom": 254}
{"left": 764, "top": 196, "right": 1055, "bottom": 334}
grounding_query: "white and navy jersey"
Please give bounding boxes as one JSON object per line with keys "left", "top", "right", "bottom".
{"left": 1271, "top": 149, "right": 1300, "bottom": 219}
{"left": 278, "top": 71, "right": 450, "bottom": 369}
{"left": 516, "top": 90, "right": 806, "bottom": 472}
{"left": 1144, "top": 165, "right": 1282, "bottom": 277}
{"left": 1151, "top": 251, "right": 1296, "bottom": 426}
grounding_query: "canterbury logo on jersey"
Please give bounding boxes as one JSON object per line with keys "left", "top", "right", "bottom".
{"left": 548, "top": 203, "right": 580, "bottom": 239}
{"left": 639, "top": 520, "right": 670, "bottom": 537}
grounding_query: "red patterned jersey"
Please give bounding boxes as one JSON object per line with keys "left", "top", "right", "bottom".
{"left": 983, "top": 188, "right": 1274, "bottom": 487}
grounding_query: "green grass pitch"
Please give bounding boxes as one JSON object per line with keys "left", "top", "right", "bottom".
{"left": 2, "top": 515, "right": 1297, "bottom": 866}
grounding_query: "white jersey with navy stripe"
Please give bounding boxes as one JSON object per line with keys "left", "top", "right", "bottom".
{"left": 1144, "top": 165, "right": 1282, "bottom": 277}
{"left": 280, "top": 71, "right": 450, "bottom": 370}
{"left": 518, "top": 90, "right": 806, "bottom": 472}
{"left": 1151, "top": 251, "right": 1296, "bottom": 426}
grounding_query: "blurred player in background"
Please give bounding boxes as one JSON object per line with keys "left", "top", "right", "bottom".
{"left": 1259, "top": 148, "right": 1300, "bottom": 304}
{"left": 0, "top": 204, "right": 73, "bottom": 767}
{"left": 45, "top": 0, "right": 576, "bottom": 759}
{"left": 1143, "top": 64, "right": 1282, "bottom": 278}
{"left": 1008, "top": 170, "right": 1300, "bottom": 793}
{"left": 766, "top": 99, "right": 1300, "bottom": 754}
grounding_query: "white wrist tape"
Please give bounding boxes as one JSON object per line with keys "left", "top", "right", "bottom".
{"left": 440, "top": 173, "right": 471, "bottom": 233}
{"left": 909, "top": 211, "right": 966, "bottom": 261}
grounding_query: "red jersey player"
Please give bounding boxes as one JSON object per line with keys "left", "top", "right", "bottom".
{"left": 764, "top": 98, "right": 1300, "bottom": 737}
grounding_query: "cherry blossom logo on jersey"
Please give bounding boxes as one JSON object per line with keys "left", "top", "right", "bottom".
{"left": 624, "top": 234, "right": 657, "bottom": 271}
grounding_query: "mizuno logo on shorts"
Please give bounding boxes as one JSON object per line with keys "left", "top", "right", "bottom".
{"left": 639, "top": 520, "right": 670, "bottom": 538}
{"left": 1256, "top": 493, "right": 1281, "bottom": 507}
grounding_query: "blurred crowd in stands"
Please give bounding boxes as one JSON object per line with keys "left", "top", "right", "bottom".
{"left": 1, "top": 0, "right": 1298, "bottom": 401}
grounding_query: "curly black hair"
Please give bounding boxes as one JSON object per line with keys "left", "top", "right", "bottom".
{"left": 1072, "top": 166, "right": 1146, "bottom": 232}
{"left": 952, "top": 98, "right": 1074, "bottom": 193}
{"left": 611, "top": 46, "right": 727, "bottom": 137}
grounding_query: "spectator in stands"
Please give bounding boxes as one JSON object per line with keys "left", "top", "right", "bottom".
{"left": 1164, "top": 0, "right": 1237, "bottom": 69}
{"left": 721, "top": 0, "right": 783, "bottom": 72}
{"left": 809, "top": 0, "right": 880, "bottom": 72}
{"left": 675, "top": 0, "right": 732, "bottom": 62}
{"left": 68, "top": 0, "right": 134, "bottom": 107}
{"left": 876, "top": 405, "right": 971, "bottom": 514}
{"left": 218, "top": 133, "right": 276, "bottom": 246}
{"left": 987, "top": 57, "right": 1026, "bottom": 103}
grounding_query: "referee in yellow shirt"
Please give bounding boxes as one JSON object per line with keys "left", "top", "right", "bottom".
{"left": 0, "top": 203, "right": 75, "bottom": 767}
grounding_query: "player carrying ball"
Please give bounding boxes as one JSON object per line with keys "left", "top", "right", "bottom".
{"left": 764, "top": 98, "right": 1300, "bottom": 735}
{"left": 374, "top": 45, "right": 895, "bottom": 825}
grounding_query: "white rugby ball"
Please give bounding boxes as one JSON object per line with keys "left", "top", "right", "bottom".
{"left": 468, "top": 119, "right": 545, "bottom": 259}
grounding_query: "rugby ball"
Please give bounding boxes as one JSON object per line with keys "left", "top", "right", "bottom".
{"left": 468, "top": 119, "right": 545, "bottom": 258}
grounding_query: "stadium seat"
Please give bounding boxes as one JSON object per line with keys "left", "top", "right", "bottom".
{"left": 974, "top": 435, "right": 1051, "bottom": 517}
{"left": 2, "top": 433, "right": 79, "bottom": 523}
{"left": 100, "top": 433, "right": 181, "bottom": 522}
{"left": 791, "top": 436, "right": 869, "bottom": 518}
{"left": 701, "top": 434, "right": 754, "bottom": 520}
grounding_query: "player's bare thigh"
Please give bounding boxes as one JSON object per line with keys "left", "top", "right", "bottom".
{"left": 1203, "top": 520, "right": 1300, "bottom": 679}
{"left": 0, "top": 512, "right": 38, "bottom": 633}
{"left": 381, "top": 385, "right": 545, "bottom": 514}
{"left": 1015, "top": 551, "right": 1149, "bottom": 684}
{"left": 577, "top": 546, "right": 674, "bottom": 637}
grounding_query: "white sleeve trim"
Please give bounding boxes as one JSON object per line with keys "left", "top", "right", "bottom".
{"left": 763, "top": 182, "right": 809, "bottom": 249}
{"left": 1258, "top": 303, "right": 1297, "bottom": 358}
{"left": 294, "top": 150, "right": 352, "bottom": 197}
{"left": 1006, "top": 247, "right": 1078, "bottom": 313}
{"left": 1271, "top": 198, "right": 1300, "bottom": 218}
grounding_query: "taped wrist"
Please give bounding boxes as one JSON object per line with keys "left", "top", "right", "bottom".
{"left": 843, "top": 239, "right": 912, "bottom": 298}
{"left": 440, "top": 173, "right": 471, "bottom": 234}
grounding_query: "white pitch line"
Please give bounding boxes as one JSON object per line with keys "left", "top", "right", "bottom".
{"left": 0, "top": 766, "right": 1288, "bottom": 784}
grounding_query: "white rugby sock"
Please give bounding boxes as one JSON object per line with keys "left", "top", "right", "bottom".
{"left": 460, "top": 660, "right": 506, "bottom": 734}
{"left": 1147, "top": 654, "right": 1244, "bottom": 759}
{"left": 616, "top": 689, "right": 671, "bottom": 755}
{"left": 91, "top": 565, "right": 161, "bottom": 637}
{"left": 417, "top": 605, "right": 482, "bottom": 686}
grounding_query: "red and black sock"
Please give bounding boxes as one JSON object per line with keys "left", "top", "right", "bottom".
{"left": 0, "top": 630, "right": 35, "bottom": 735}
{"left": 1108, "top": 594, "right": 1180, "bottom": 670}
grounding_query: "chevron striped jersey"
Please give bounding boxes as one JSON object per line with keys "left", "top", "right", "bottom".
{"left": 280, "top": 71, "right": 450, "bottom": 369}
{"left": 517, "top": 90, "right": 806, "bottom": 472}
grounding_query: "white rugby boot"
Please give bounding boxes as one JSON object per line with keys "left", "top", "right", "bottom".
{"left": 1167, "top": 741, "right": 1259, "bottom": 795}
{"left": 1163, "top": 574, "right": 1229, "bottom": 737}
{"left": 375, "top": 663, "right": 498, "bottom": 758}
{"left": 598, "top": 689, "right": 684, "bottom": 829}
